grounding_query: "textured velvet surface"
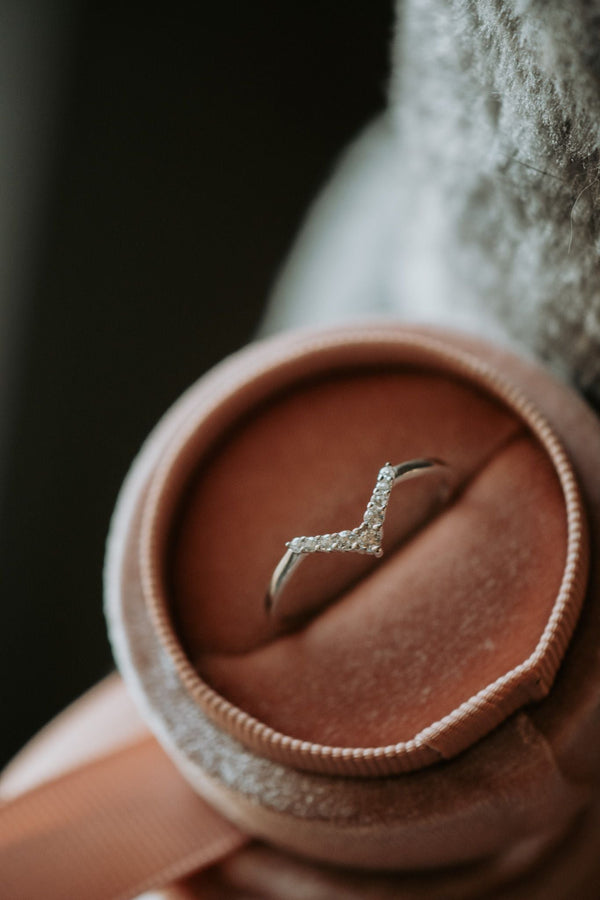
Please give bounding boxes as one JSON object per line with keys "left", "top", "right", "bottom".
{"left": 169, "top": 818, "right": 600, "bottom": 900}
{"left": 171, "top": 370, "right": 566, "bottom": 747}
{"left": 4, "top": 326, "right": 600, "bottom": 897}
{"left": 101, "top": 325, "right": 600, "bottom": 887}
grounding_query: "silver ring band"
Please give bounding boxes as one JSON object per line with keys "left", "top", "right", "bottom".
{"left": 266, "top": 458, "right": 448, "bottom": 616}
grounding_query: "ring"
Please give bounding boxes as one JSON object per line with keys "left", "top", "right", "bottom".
{"left": 266, "top": 458, "right": 448, "bottom": 616}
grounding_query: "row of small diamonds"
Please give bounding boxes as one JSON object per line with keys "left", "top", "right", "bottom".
{"left": 287, "top": 525, "right": 382, "bottom": 555}
{"left": 363, "top": 464, "right": 394, "bottom": 527}
{"left": 285, "top": 464, "right": 395, "bottom": 556}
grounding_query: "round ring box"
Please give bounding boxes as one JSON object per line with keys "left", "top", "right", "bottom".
{"left": 105, "top": 325, "right": 600, "bottom": 879}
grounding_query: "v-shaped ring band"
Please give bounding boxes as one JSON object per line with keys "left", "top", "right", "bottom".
{"left": 266, "top": 458, "right": 448, "bottom": 616}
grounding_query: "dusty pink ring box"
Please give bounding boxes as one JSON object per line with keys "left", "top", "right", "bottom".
{"left": 105, "top": 324, "right": 600, "bottom": 876}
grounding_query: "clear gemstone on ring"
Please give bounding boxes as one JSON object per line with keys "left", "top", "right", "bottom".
{"left": 286, "top": 461, "right": 402, "bottom": 559}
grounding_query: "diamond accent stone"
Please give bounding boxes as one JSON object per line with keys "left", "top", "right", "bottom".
{"left": 285, "top": 464, "right": 397, "bottom": 557}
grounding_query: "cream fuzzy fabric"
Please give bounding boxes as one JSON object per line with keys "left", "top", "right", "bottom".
{"left": 262, "top": 0, "right": 600, "bottom": 405}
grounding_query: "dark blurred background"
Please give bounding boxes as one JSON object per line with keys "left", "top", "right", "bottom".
{"left": 0, "top": 2, "right": 392, "bottom": 767}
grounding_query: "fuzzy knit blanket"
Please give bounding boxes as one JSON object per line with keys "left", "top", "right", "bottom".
{"left": 262, "top": 0, "right": 600, "bottom": 407}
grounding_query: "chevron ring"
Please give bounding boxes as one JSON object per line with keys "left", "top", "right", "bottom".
{"left": 266, "top": 458, "right": 447, "bottom": 616}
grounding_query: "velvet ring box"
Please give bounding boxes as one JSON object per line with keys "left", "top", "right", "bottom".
{"left": 105, "top": 324, "right": 600, "bottom": 889}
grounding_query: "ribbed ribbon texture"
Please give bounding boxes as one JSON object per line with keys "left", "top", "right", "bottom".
{"left": 0, "top": 735, "right": 246, "bottom": 900}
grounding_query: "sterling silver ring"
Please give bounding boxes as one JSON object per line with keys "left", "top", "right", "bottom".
{"left": 266, "top": 458, "right": 448, "bottom": 616}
